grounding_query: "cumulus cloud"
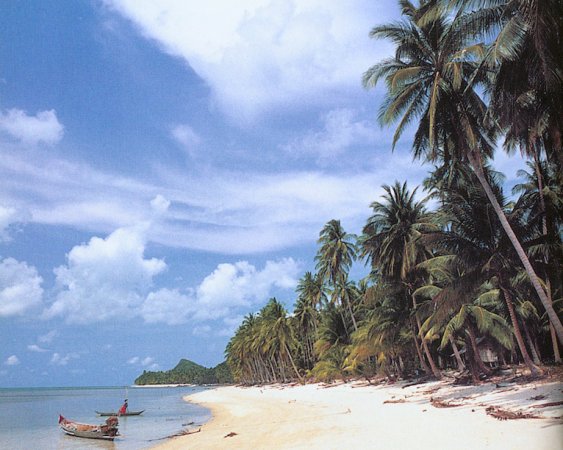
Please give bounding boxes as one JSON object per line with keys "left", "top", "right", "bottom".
{"left": 105, "top": 0, "right": 393, "bottom": 122}
{"left": 0, "top": 109, "right": 64, "bottom": 145}
{"left": 141, "top": 288, "right": 194, "bottom": 325}
{"left": 0, "top": 258, "right": 44, "bottom": 317}
{"left": 281, "top": 108, "right": 379, "bottom": 162}
{"left": 194, "top": 258, "right": 300, "bottom": 320}
{"left": 45, "top": 225, "right": 166, "bottom": 324}
{"left": 5, "top": 355, "right": 20, "bottom": 366}
{"left": 139, "top": 258, "right": 299, "bottom": 325}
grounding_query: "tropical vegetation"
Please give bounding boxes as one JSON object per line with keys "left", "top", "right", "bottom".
{"left": 134, "top": 359, "right": 233, "bottom": 385}
{"left": 225, "top": 0, "right": 562, "bottom": 385}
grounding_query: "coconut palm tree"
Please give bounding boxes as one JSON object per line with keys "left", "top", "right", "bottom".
{"left": 360, "top": 181, "right": 441, "bottom": 378}
{"left": 363, "top": 0, "right": 563, "bottom": 342}
{"left": 422, "top": 166, "right": 543, "bottom": 375}
{"left": 315, "top": 220, "right": 359, "bottom": 331}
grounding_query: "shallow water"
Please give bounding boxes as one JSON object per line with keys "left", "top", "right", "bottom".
{"left": 0, "top": 386, "right": 211, "bottom": 450}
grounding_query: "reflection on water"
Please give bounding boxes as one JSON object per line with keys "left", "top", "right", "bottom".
{"left": 0, "top": 386, "right": 211, "bottom": 450}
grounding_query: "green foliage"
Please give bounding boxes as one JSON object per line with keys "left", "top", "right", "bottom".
{"left": 134, "top": 359, "right": 233, "bottom": 385}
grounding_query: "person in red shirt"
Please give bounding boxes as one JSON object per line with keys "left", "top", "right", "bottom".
{"left": 118, "top": 399, "right": 128, "bottom": 415}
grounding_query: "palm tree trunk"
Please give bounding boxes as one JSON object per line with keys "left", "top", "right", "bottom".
{"left": 449, "top": 336, "right": 465, "bottom": 371}
{"left": 413, "top": 333, "right": 430, "bottom": 373}
{"left": 467, "top": 325, "right": 492, "bottom": 376}
{"left": 500, "top": 285, "right": 542, "bottom": 376}
{"left": 468, "top": 151, "right": 563, "bottom": 344}
{"left": 522, "top": 320, "right": 541, "bottom": 366}
{"left": 284, "top": 343, "right": 304, "bottom": 383}
{"left": 532, "top": 150, "right": 561, "bottom": 363}
{"left": 412, "top": 294, "right": 441, "bottom": 378}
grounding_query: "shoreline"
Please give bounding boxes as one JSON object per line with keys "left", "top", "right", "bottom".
{"left": 152, "top": 374, "right": 563, "bottom": 450}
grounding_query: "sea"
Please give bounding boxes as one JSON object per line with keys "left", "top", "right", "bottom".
{"left": 0, "top": 385, "right": 211, "bottom": 450}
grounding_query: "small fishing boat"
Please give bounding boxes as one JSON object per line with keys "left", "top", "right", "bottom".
{"left": 95, "top": 409, "right": 145, "bottom": 416}
{"left": 59, "top": 414, "right": 119, "bottom": 440}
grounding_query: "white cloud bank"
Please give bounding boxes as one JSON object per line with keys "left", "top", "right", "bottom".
{"left": 0, "top": 258, "right": 44, "bottom": 317}
{"left": 44, "top": 220, "right": 300, "bottom": 326}
{"left": 0, "top": 109, "right": 64, "bottom": 145}
{"left": 105, "top": 0, "right": 393, "bottom": 122}
{"left": 45, "top": 225, "right": 167, "bottom": 324}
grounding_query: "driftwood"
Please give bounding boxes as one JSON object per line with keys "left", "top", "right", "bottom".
{"left": 224, "top": 432, "right": 238, "bottom": 438}
{"left": 430, "top": 397, "right": 463, "bottom": 408}
{"left": 383, "top": 398, "right": 406, "bottom": 404}
{"left": 485, "top": 406, "right": 541, "bottom": 420}
{"left": 532, "top": 401, "right": 563, "bottom": 409}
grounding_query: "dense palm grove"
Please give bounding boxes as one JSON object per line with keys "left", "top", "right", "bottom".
{"left": 225, "top": 0, "right": 562, "bottom": 384}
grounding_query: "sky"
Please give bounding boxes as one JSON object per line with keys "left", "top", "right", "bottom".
{"left": 0, "top": 0, "right": 527, "bottom": 387}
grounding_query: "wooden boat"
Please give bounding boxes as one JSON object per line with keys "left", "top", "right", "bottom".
{"left": 59, "top": 414, "right": 119, "bottom": 440}
{"left": 95, "top": 409, "right": 145, "bottom": 416}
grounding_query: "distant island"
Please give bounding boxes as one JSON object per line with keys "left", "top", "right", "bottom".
{"left": 134, "top": 359, "right": 233, "bottom": 385}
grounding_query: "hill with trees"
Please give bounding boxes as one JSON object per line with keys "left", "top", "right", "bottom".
{"left": 134, "top": 359, "right": 233, "bottom": 385}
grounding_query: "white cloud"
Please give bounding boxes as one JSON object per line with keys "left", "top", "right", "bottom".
{"left": 127, "top": 355, "right": 158, "bottom": 370}
{"left": 281, "top": 108, "right": 379, "bottom": 162}
{"left": 105, "top": 0, "right": 394, "bottom": 122}
{"left": 27, "top": 344, "right": 48, "bottom": 353}
{"left": 45, "top": 225, "right": 166, "bottom": 324}
{"left": 171, "top": 124, "right": 201, "bottom": 155}
{"left": 0, "top": 205, "right": 29, "bottom": 242}
{"left": 0, "top": 109, "right": 64, "bottom": 145}
{"left": 139, "top": 258, "right": 300, "bottom": 325}
{"left": 0, "top": 258, "right": 43, "bottom": 317}
{"left": 50, "top": 352, "right": 79, "bottom": 366}
{"left": 141, "top": 288, "right": 194, "bottom": 325}
{"left": 194, "top": 258, "right": 300, "bottom": 320}
{"left": 5, "top": 355, "right": 20, "bottom": 366}
{"left": 0, "top": 131, "right": 432, "bottom": 255}
{"left": 38, "top": 330, "right": 58, "bottom": 344}
{"left": 150, "top": 194, "right": 171, "bottom": 215}
{"left": 141, "top": 356, "right": 154, "bottom": 366}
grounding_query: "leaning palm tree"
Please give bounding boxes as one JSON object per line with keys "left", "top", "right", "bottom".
{"left": 315, "top": 220, "right": 359, "bottom": 331}
{"left": 422, "top": 166, "right": 542, "bottom": 375}
{"left": 363, "top": 0, "right": 563, "bottom": 342}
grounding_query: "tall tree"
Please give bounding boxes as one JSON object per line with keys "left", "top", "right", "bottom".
{"left": 315, "top": 220, "right": 359, "bottom": 331}
{"left": 360, "top": 181, "right": 441, "bottom": 378}
{"left": 363, "top": 0, "right": 563, "bottom": 342}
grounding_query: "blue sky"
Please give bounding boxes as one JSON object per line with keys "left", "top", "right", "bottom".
{"left": 0, "top": 1, "right": 526, "bottom": 387}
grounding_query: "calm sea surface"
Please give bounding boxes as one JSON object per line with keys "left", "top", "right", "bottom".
{"left": 0, "top": 386, "right": 211, "bottom": 450}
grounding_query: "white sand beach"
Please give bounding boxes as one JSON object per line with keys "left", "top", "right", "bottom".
{"left": 153, "top": 375, "right": 563, "bottom": 450}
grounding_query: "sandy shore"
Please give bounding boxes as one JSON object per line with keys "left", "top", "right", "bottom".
{"left": 152, "top": 376, "right": 562, "bottom": 450}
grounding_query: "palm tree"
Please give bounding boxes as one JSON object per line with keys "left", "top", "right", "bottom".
{"left": 315, "top": 220, "right": 359, "bottom": 331}
{"left": 513, "top": 161, "right": 563, "bottom": 362}
{"left": 363, "top": 0, "right": 563, "bottom": 343}
{"left": 422, "top": 166, "right": 542, "bottom": 375}
{"left": 360, "top": 181, "right": 441, "bottom": 378}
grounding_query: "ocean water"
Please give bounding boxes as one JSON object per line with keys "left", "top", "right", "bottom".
{"left": 0, "top": 386, "right": 211, "bottom": 450}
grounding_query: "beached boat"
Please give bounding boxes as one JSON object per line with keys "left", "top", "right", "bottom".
{"left": 95, "top": 409, "right": 145, "bottom": 416}
{"left": 58, "top": 414, "right": 119, "bottom": 440}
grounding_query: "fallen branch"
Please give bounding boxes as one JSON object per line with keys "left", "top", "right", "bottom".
{"left": 485, "top": 406, "right": 541, "bottom": 420}
{"left": 383, "top": 398, "right": 406, "bottom": 404}
{"left": 532, "top": 401, "right": 563, "bottom": 409}
{"left": 430, "top": 397, "right": 463, "bottom": 408}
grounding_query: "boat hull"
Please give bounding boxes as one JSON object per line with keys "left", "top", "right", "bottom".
{"left": 95, "top": 410, "right": 144, "bottom": 416}
{"left": 59, "top": 415, "right": 118, "bottom": 441}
